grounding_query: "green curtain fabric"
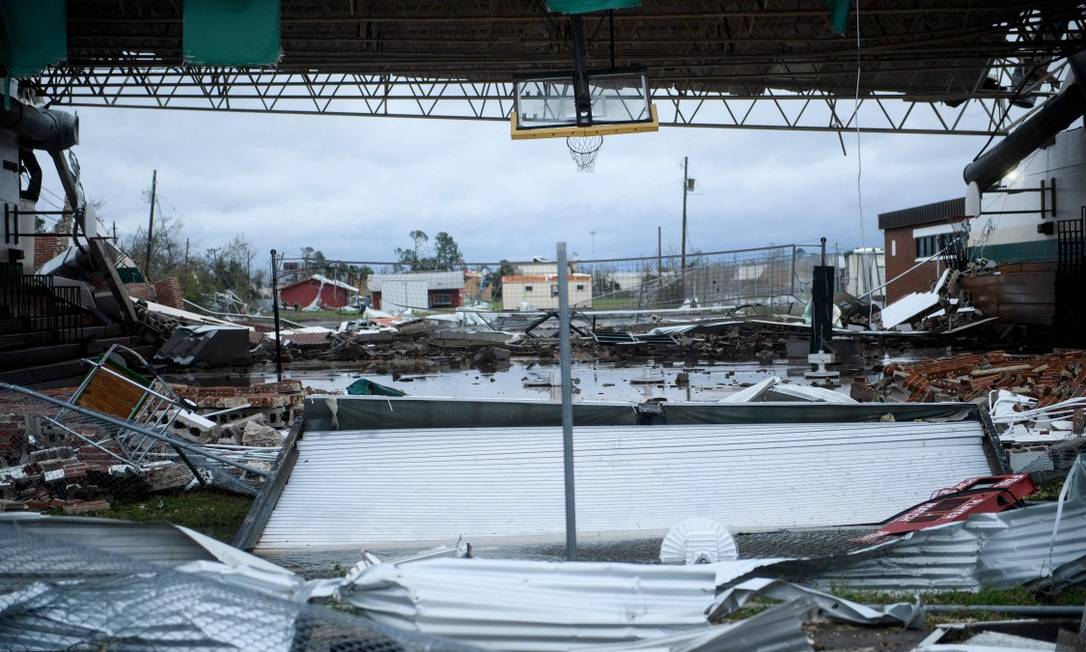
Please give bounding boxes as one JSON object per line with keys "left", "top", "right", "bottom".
{"left": 0, "top": 0, "right": 67, "bottom": 77}
{"left": 546, "top": 0, "right": 642, "bottom": 15}
{"left": 183, "top": 0, "right": 281, "bottom": 66}
{"left": 827, "top": 0, "right": 852, "bottom": 35}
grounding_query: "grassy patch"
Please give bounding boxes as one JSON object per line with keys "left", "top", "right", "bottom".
{"left": 280, "top": 309, "right": 354, "bottom": 322}
{"left": 1033, "top": 474, "right": 1068, "bottom": 501}
{"left": 91, "top": 490, "right": 253, "bottom": 542}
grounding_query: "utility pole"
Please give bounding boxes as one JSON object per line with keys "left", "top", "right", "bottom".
{"left": 271, "top": 249, "right": 283, "bottom": 382}
{"left": 144, "top": 169, "right": 157, "bottom": 278}
{"left": 680, "top": 156, "right": 688, "bottom": 271}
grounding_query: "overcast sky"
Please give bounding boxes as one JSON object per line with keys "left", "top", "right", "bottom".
{"left": 37, "top": 105, "right": 988, "bottom": 264}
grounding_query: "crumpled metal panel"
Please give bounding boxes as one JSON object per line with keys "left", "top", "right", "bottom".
{"left": 775, "top": 456, "right": 1086, "bottom": 593}
{"left": 259, "top": 421, "right": 992, "bottom": 550}
{"left": 339, "top": 557, "right": 798, "bottom": 651}
{"left": 574, "top": 600, "right": 817, "bottom": 652}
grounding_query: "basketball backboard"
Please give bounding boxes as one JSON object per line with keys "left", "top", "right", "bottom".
{"left": 511, "top": 68, "right": 658, "bottom": 139}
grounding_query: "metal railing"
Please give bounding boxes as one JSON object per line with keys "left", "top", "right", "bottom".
{"left": 0, "top": 262, "right": 83, "bottom": 347}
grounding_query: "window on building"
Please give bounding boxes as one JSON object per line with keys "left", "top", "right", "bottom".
{"left": 915, "top": 231, "right": 965, "bottom": 259}
{"left": 525, "top": 285, "right": 533, "bottom": 292}
{"left": 575, "top": 284, "right": 585, "bottom": 291}
{"left": 891, "top": 240, "right": 896, "bottom": 257}
{"left": 550, "top": 284, "right": 558, "bottom": 297}
{"left": 431, "top": 290, "right": 453, "bottom": 307}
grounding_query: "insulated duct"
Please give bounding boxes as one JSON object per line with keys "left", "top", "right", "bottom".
{"left": 0, "top": 97, "right": 79, "bottom": 152}
{"left": 963, "top": 51, "right": 1086, "bottom": 190}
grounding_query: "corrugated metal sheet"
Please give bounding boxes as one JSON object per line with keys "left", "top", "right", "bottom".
{"left": 339, "top": 557, "right": 797, "bottom": 651}
{"left": 258, "top": 421, "right": 992, "bottom": 550}
{"left": 0, "top": 515, "right": 218, "bottom": 566}
{"left": 775, "top": 456, "right": 1086, "bottom": 592}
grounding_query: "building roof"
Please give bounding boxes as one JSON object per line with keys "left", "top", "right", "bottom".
{"left": 503, "top": 274, "right": 592, "bottom": 283}
{"left": 369, "top": 271, "right": 465, "bottom": 291}
{"left": 877, "top": 197, "right": 966, "bottom": 231}
{"left": 281, "top": 274, "right": 359, "bottom": 293}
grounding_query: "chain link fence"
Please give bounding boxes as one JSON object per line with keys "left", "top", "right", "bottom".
{"left": 279, "top": 243, "right": 856, "bottom": 313}
{"left": 0, "top": 524, "right": 477, "bottom": 651}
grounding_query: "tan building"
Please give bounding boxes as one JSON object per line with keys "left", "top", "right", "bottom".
{"left": 501, "top": 274, "right": 592, "bottom": 310}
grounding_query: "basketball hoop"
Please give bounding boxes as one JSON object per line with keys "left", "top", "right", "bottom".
{"left": 567, "top": 134, "right": 603, "bottom": 173}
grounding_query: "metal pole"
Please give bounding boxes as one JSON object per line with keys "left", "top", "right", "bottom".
{"left": 271, "top": 249, "right": 283, "bottom": 382}
{"left": 144, "top": 169, "right": 157, "bottom": 278}
{"left": 657, "top": 226, "right": 662, "bottom": 275}
{"left": 556, "top": 241, "right": 577, "bottom": 561}
{"left": 680, "top": 156, "right": 688, "bottom": 271}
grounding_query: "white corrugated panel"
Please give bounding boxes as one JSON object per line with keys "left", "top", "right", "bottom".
{"left": 340, "top": 557, "right": 797, "bottom": 651}
{"left": 259, "top": 421, "right": 992, "bottom": 550}
{"left": 378, "top": 279, "right": 428, "bottom": 312}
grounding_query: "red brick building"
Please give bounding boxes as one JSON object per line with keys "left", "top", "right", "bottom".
{"left": 279, "top": 274, "right": 359, "bottom": 310}
{"left": 878, "top": 197, "right": 968, "bottom": 304}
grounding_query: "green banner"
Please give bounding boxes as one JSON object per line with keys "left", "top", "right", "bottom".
{"left": 827, "top": 0, "right": 852, "bottom": 35}
{"left": 546, "top": 0, "right": 642, "bottom": 15}
{"left": 183, "top": 0, "right": 281, "bottom": 66}
{"left": 0, "top": 0, "right": 67, "bottom": 78}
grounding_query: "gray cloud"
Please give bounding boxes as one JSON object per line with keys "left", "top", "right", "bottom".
{"left": 40, "top": 105, "right": 983, "bottom": 264}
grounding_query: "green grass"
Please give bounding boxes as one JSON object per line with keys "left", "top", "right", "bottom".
{"left": 90, "top": 490, "right": 254, "bottom": 542}
{"left": 1033, "top": 474, "right": 1069, "bottom": 501}
{"left": 717, "top": 587, "right": 1086, "bottom": 623}
{"left": 279, "top": 308, "right": 353, "bottom": 322}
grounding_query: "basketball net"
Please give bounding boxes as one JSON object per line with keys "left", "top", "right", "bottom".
{"left": 566, "top": 134, "right": 603, "bottom": 173}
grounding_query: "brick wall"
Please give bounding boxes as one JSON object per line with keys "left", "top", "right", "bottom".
{"left": 32, "top": 235, "right": 66, "bottom": 270}
{"left": 0, "top": 414, "right": 27, "bottom": 464}
{"left": 883, "top": 227, "right": 945, "bottom": 303}
{"left": 124, "top": 282, "right": 157, "bottom": 301}
{"left": 154, "top": 276, "right": 184, "bottom": 309}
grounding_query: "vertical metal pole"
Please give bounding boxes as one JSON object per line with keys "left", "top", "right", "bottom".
{"left": 680, "top": 156, "right": 688, "bottom": 271}
{"left": 271, "top": 249, "right": 283, "bottom": 383}
{"left": 657, "top": 226, "right": 662, "bottom": 275}
{"left": 144, "top": 169, "right": 157, "bottom": 278}
{"left": 556, "top": 241, "right": 577, "bottom": 561}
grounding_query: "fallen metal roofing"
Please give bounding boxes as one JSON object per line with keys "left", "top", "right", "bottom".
{"left": 258, "top": 420, "right": 995, "bottom": 550}
{"left": 720, "top": 376, "right": 857, "bottom": 404}
{"left": 335, "top": 556, "right": 839, "bottom": 651}
{"left": 771, "top": 455, "right": 1086, "bottom": 593}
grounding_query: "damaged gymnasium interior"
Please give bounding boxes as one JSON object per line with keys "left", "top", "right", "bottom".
{"left": 2, "top": 1, "right": 1086, "bottom": 651}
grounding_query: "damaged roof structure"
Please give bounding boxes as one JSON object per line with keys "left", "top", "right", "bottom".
{"left": 250, "top": 396, "right": 1004, "bottom": 552}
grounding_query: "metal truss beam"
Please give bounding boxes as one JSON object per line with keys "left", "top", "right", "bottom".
{"left": 31, "top": 65, "right": 1061, "bottom": 136}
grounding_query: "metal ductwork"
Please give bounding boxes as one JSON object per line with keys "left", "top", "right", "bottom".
{"left": 963, "top": 52, "right": 1086, "bottom": 190}
{"left": 0, "top": 97, "right": 79, "bottom": 152}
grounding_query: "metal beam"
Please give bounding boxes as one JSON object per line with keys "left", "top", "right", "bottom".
{"left": 31, "top": 66, "right": 1060, "bottom": 135}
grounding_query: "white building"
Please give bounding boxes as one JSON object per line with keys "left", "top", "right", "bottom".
{"left": 367, "top": 271, "right": 465, "bottom": 310}
{"left": 502, "top": 274, "right": 593, "bottom": 310}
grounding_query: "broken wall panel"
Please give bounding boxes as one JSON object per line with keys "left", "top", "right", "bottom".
{"left": 303, "top": 396, "right": 638, "bottom": 431}
{"left": 257, "top": 421, "right": 996, "bottom": 551}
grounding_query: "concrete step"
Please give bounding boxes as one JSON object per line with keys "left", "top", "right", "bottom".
{"left": 0, "top": 343, "right": 85, "bottom": 372}
{"left": 0, "top": 357, "right": 87, "bottom": 389}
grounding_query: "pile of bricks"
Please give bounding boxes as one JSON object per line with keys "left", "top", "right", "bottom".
{"left": 172, "top": 380, "right": 304, "bottom": 431}
{"left": 883, "top": 350, "right": 1086, "bottom": 405}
